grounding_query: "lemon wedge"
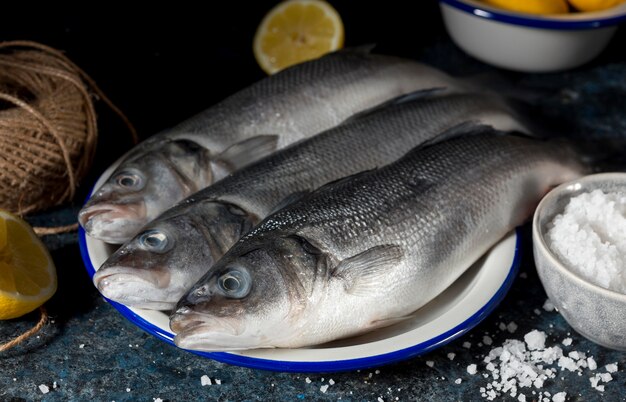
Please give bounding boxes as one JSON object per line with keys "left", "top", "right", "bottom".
{"left": 0, "top": 210, "right": 56, "bottom": 320}
{"left": 568, "top": 0, "right": 625, "bottom": 11}
{"left": 483, "top": 0, "right": 569, "bottom": 14}
{"left": 253, "top": 0, "right": 344, "bottom": 74}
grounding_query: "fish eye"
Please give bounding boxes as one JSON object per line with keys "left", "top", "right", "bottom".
{"left": 138, "top": 229, "right": 171, "bottom": 253}
{"left": 217, "top": 268, "right": 251, "bottom": 298}
{"left": 114, "top": 170, "right": 144, "bottom": 190}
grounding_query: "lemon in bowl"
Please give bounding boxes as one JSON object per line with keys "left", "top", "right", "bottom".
{"left": 439, "top": 0, "right": 626, "bottom": 72}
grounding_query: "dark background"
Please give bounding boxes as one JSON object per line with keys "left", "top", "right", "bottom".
{"left": 1, "top": 3, "right": 626, "bottom": 401}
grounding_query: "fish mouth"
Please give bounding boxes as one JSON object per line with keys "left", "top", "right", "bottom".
{"left": 79, "top": 202, "right": 147, "bottom": 243}
{"left": 93, "top": 266, "right": 174, "bottom": 310}
{"left": 170, "top": 310, "right": 256, "bottom": 351}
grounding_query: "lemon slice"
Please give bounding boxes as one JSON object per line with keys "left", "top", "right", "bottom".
{"left": 483, "top": 0, "right": 569, "bottom": 14}
{"left": 0, "top": 210, "right": 56, "bottom": 320}
{"left": 568, "top": 0, "right": 625, "bottom": 11}
{"left": 254, "top": 0, "right": 344, "bottom": 74}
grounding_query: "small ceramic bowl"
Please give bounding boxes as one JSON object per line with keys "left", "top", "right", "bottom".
{"left": 533, "top": 173, "right": 626, "bottom": 350}
{"left": 439, "top": 0, "right": 626, "bottom": 72}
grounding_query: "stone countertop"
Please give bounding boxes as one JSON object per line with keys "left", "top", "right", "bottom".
{"left": 1, "top": 3, "right": 626, "bottom": 401}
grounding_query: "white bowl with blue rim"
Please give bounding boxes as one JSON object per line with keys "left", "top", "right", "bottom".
{"left": 439, "top": 0, "right": 626, "bottom": 72}
{"left": 79, "top": 162, "right": 522, "bottom": 372}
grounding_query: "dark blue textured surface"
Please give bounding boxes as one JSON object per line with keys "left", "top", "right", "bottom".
{"left": 1, "top": 3, "right": 626, "bottom": 401}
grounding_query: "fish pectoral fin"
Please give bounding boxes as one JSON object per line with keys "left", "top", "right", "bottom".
{"left": 215, "top": 135, "right": 279, "bottom": 173}
{"left": 332, "top": 244, "right": 404, "bottom": 297}
{"left": 268, "top": 191, "right": 311, "bottom": 215}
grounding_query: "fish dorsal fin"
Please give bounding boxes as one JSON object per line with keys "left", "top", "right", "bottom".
{"left": 269, "top": 191, "right": 311, "bottom": 215}
{"left": 212, "top": 135, "right": 279, "bottom": 179}
{"left": 419, "top": 121, "right": 498, "bottom": 148}
{"left": 343, "top": 87, "right": 448, "bottom": 124}
{"left": 332, "top": 245, "right": 404, "bottom": 296}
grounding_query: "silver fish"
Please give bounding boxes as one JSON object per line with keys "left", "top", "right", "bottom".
{"left": 94, "top": 92, "right": 529, "bottom": 310}
{"left": 79, "top": 48, "right": 470, "bottom": 244}
{"left": 170, "top": 131, "right": 587, "bottom": 351}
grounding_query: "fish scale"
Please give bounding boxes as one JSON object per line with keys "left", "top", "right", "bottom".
{"left": 172, "top": 132, "right": 588, "bottom": 350}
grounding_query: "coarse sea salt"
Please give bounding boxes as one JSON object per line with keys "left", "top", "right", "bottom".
{"left": 547, "top": 189, "right": 626, "bottom": 293}
{"left": 472, "top": 329, "right": 617, "bottom": 401}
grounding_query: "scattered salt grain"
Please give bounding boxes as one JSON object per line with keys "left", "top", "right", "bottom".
{"left": 543, "top": 299, "right": 555, "bottom": 312}
{"left": 483, "top": 336, "right": 493, "bottom": 346}
{"left": 605, "top": 363, "right": 618, "bottom": 373}
{"left": 467, "top": 364, "right": 477, "bottom": 375}
{"left": 201, "top": 375, "right": 212, "bottom": 386}
{"left": 463, "top": 342, "right": 472, "bottom": 349}
{"left": 39, "top": 384, "right": 49, "bottom": 394}
{"left": 518, "top": 395, "right": 526, "bottom": 402}
{"left": 53, "top": 382, "right": 57, "bottom": 389}
{"left": 320, "top": 385, "right": 329, "bottom": 393}
{"left": 426, "top": 361, "right": 434, "bottom": 368}
{"left": 377, "top": 398, "right": 384, "bottom": 402}
{"left": 79, "top": 344, "right": 85, "bottom": 349}
{"left": 447, "top": 353, "right": 456, "bottom": 360}
{"left": 552, "top": 392, "right": 566, "bottom": 402}
{"left": 562, "top": 338, "right": 572, "bottom": 346}
{"left": 524, "top": 330, "right": 546, "bottom": 350}
{"left": 507, "top": 322, "right": 518, "bottom": 334}
{"left": 154, "top": 398, "right": 163, "bottom": 402}
{"left": 499, "top": 322, "right": 507, "bottom": 331}
{"left": 305, "top": 377, "right": 312, "bottom": 384}
{"left": 455, "top": 378, "right": 462, "bottom": 384}
{"left": 587, "top": 357, "right": 597, "bottom": 371}
{"left": 329, "top": 379, "right": 335, "bottom": 385}
{"left": 215, "top": 379, "right": 221, "bottom": 385}
{"left": 126, "top": 388, "right": 131, "bottom": 392}
{"left": 547, "top": 189, "right": 626, "bottom": 293}
{"left": 557, "top": 356, "right": 577, "bottom": 372}
{"left": 534, "top": 309, "right": 542, "bottom": 316}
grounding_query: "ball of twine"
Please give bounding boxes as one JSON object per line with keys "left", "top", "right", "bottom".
{"left": 0, "top": 40, "right": 137, "bottom": 215}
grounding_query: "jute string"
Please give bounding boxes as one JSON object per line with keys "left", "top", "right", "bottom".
{"left": 0, "top": 306, "right": 47, "bottom": 353}
{"left": 0, "top": 40, "right": 137, "bottom": 219}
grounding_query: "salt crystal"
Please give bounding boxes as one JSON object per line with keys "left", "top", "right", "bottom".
{"left": 557, "top": 356, "right": 577, "bottom": 372}
{"left": 543, "top": 299, "right": 555, "bottom": 312}
{"left": 329, "top": 379, "right": 335, "bottom": 385}
{"left": 377, "top": 398, "right": 383, "bottom": 402}
{"left": 499, "top": 323, "right": 507, "bottom": 331}
{"left": 600, "top": 373, "right": 613, "bottom": 382}
{"left": 375, "top": 370, "right": 380, "bottom": 374}
{"left": 524, "top": 330, "right": 546, "bottom": 350}
{"left": 605, "top": 363, "right": 618, "bottom": 373}
{"left": 507, "top": 322, "right": 518, "bottom": 333}
{"left": 463, "top": 342, "right": 472, "bottom": 349}
{"left": 518, "top": 395, "right": 526, "bottom": 402}
{"left": 201, "top": 375, "right": 212, "bottom": 386}
{"left": 447, "top": 353, "right": 456, "bottom": 360}
{"left": 467, "top": 364, "right": 478, "bottom": 375}
{"left": 568, "top": 351, "right": 580, "bottom": 360}
{"left": 587, "top": 357, "right": 597, "bottom": 370}
{"left": 79, "top": 344, "right": 85, "bottom": 349}
{"left": 53, "top": 382, "right": 57, "bottom": 389}
{"left": 320, "top": 385, "right": 329, "bottom": 393}
{"left": 39, "top": 384, "right": 49, "bottom": 394}
{"left": 426, "top": 361, "right": 434, "bottom": 368}
{"left": 215, "top": 379, "right": 222, "bottom": 385}
{"left": 455, "top": 378, "right": 462, "bottom": 384}
{"left": 533, "top": 309, "right": 542, "bottom": 315}
{"left": 126, "top": 388, "right": 131, "bottom": 392}
{"left": 596, "top": 385, "right": 605, "bottom": 392}
{"left": 305, "top": 377, "right": 312, "bottom": 384}
{"left": 552, "top": 392, "right": 566, "bottom": 402}
{"left": 483, "top": 336, "right": 493, "bottom": 346}
{"left": 562, "top": 338, "right": 572, "bottom": 346}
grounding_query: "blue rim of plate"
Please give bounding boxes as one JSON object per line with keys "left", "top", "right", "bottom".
{"left": 79, "top": 218, "right": 521, "bottom": 373}
{"left": 440, "top": 0, "right": 626, "bottom": 29}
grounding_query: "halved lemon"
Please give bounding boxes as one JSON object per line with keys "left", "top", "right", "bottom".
{"left": 253, "top": 0, "right": 344, "bottom": 74}
{"left": 483, "top": 0, "right": 569, "bottom": 14}
{"left": 0, "top": 210, "right": 56, "bottom": 320}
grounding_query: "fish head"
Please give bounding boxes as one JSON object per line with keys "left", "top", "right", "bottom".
{"left": 79, "top": 139, "right": 212, "bottom": 243}
{"left": 171, "top": 234, "right": 324, "bottom": 351}
{"left": 92, "top": 200, "right": 256, "bottom": 310}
